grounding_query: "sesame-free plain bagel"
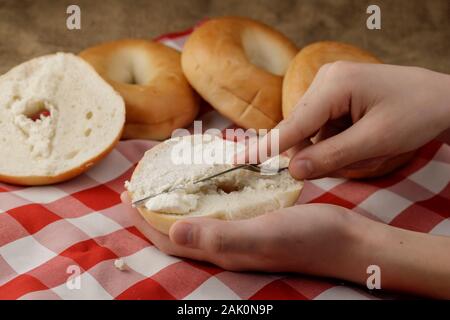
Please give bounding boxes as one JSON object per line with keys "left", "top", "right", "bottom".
{"left": 127, "top": 135, "right": 303, "bottom": 235}
{"left": 182, "top": 17, "right": 298, "bottom": 130}
{"left": 282, "top": 41, "right": 414, "bottom": 178}
{"left": 282, "top": 41, "right": 381, "bottom": 118}
{"left": 0, "top": 53, "right": 125, "bottom": 186}
{"left": 80, "top": 39, "right": 199, "bottom": 140}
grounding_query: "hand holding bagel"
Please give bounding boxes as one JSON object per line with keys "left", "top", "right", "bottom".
{"left": 121, "top": 190, "right": 450, "bottom": 299}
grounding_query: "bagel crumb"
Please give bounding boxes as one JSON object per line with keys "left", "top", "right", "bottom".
{"left": 114, "top": 258, "right": 127, "bottom": 271}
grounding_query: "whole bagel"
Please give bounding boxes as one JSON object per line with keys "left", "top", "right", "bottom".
{"left": 282, "top": 41, "right": 380, "bottom": 118}
{"left": 182, "top": 17, "right": 298, "bottom": 130}
{"left": 283, "top": 41, "right": 414, "bottom": 178}
{"left": 80, "top": 39, "right": 199, "bottom": 140}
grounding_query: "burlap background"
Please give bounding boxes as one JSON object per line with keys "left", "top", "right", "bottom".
{"left": 0, "top": 0, "right": 449, "bottom": 74}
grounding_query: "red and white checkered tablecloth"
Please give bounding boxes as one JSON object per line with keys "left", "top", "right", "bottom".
{"left": 1, "top": 27, "right": 450, "bottom": 300}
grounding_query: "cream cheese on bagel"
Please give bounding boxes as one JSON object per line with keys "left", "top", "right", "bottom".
{"left": 127, "top": 134, "right": 303, "bottom": 234}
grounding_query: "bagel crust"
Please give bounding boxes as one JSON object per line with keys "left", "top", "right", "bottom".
{"left": 282, "top": 41, "right": 413, "bottom": 178}
{"left": 282, "top": 41, "right": 381, "bottom": 118}
{"left": 182, "top": 17, "right": 298, "bottom": 130}
{"left": 127, "top": 135, "right": 303, "bottom": 235}
{"left": 80, "top": 39, "right": 199, "bottom": 140}
{"left": 0, "top": 130, "right": 121, "bottom": 186}
{"left": 0, "top": 53, "right": 126, "bottom": 186}
{"left": 135, "top": 187, "right": 302, "bottom": 235}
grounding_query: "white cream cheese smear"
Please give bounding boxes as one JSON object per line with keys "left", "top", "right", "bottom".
{"left": 145, "top": 192, "right": 200, "bottom": 214}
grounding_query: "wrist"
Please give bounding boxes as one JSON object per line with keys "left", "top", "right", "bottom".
{"left": 344, "top": 215, "right": 450, "bottom": 298}
{"left": 330, "top": 211, "right": 386, "bottom": 285}
{"left": 315, "top": 209, "right": 381, "bottom": 283}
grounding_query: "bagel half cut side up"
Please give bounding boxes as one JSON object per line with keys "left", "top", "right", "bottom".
{"left": 126, "top": 135, "right": 303, "bottom": 234}
{"left": 182, "top": 17, "right": 298, "bottom": 130}
{"left": 0, "top": 53, "right": 125, "bottom": 186}
{"left": 80, "top": 39, "right": 199, "bottom": 140}
{"left": 282, "top": 41, "right": 414, "bottom": 178}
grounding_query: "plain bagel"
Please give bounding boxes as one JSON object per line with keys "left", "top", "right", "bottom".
{"left": 126, "top": 134, "right": 303, "bottom": 235}
{"left": 282, "top": 41, "right": 381, "bottom": 118}
{"left": 282, "top": 41, "right": 414, "bottom": 178}
{"left": 0, "top": 53, "right": 125, "bottom": 186}
{"left": 182, "top": 17, "right": 298, "bottom": 130}
{"left": 80, "top": 39, "right": 199, "bottom": 140}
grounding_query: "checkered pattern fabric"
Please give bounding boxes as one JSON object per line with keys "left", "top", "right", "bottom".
{"left": 1, "top": 27, "right": 449, "bottom": 300}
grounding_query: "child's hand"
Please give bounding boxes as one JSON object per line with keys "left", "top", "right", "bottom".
{"left": 121, "top": 191, "right": 450, "bottom": 298}
{"left": 121, "top": 192, "right": 362, "bottom": 274}
{"left": 241, "top": 63, "right": 450, "bottom": 179}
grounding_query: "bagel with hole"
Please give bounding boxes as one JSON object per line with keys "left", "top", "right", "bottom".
{"left": 182, "top": 17, "right": 298, "bottom": 130}
{"left": 0, "top": 53, "right": 125, "bottom": 186}
{"left": 282, "top": 41, "right": 381, "bottom": 118}
{"left": 126, "top": 134, "right": 303, "bottom": 235}
{"left": 80, "top": 39, "right": 199, "bottom": 140}
{"left": 282, "top": 41, "right": 414, "bottom": 178}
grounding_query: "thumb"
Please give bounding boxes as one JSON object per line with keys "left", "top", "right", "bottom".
{"left": 169, "top": 217, "right": 263, "bottom": 254}
{"left": 289, "top": 119, "right": 381, "bottom": 179}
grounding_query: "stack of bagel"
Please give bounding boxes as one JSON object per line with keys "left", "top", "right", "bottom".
{"left": 0, "top": 16, "right": 410, "bottom": 186}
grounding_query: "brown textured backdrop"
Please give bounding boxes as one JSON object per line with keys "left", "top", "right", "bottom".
{"left": 0, "top": 0, "right": 449, "bottom": 74}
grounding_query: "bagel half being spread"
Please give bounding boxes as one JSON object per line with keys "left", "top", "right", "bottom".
{"left": 182, "top": 17, "right": 298, "bottom": 130}
{"left": 0, "top": 53, "right": 125, "bottom": 185}
{"left": 282, "top": 41, "right": 414, "bottom": 178}
{"left": 126, "top": 135, "right": 303, "bottom": 235}
{"left": 80, "top": 39, "right": 199, "bottom": 140}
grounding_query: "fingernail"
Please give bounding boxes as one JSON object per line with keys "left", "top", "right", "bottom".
{"left": 292, "top": 159, "right": 313, "bottom": 179}
{"left": 171, "top": 222, "right": 194, "bottom": 246}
